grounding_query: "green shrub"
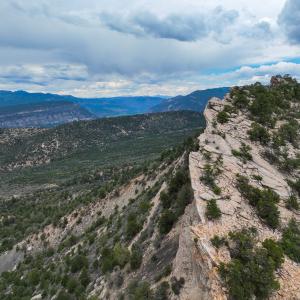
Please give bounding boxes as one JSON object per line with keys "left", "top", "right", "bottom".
{"left": 200, "top": 163, "right": 222, "bottom": 195}
{"left": 154, "top": 281, "right": 170, "bottom": 300}
{"left": 56, "top": 290, "right": 73, "bottom": 300}
{"left": 248, "top": 123, "right": 270, "bottom": 145}
{"left": 171, "top": 277, "right": 185, "bottom": 295}
{"left": 280, "top": 156, "right": 300, "bottom": 173}
{"left": 126, "top": 213, "right": 142, "bottom": 240}
{"left": 219, "top": 229, "right": 283, "bottom": 300}
{"left": 206, "top": 199, "right": 221, "bottom": 220}
{"left": 168, "top": 169, "right": 189, "bottom": 195}
{"left": 223, "top": 105, "right": 237, "bottom": 114}
{"left": 113, "top": 243, "right": 130, "bottom": 268}
{"left": 228, "top": 228, "right": 257, "bottom": 261}
{"left": 236, "top": 176, "right": 280, "bottom": 228}
{"left": 252, "top": 174, "right": 263, "bottom": 181}
{"left": 212, "top": 186, "right": 221, "bottom": 195}
{"left": 232, "top": 143, "right": 252, "bottom": 163}
{"left": 249, "top": 92, "right": 276, "bottom": 126}
{"left": 66, "top": 277, "right": 78, "bottom": 293}
{"left": 130, "top": 244, "right": 143, "bottom": 270}
{"left": 101, "top": 247, "right": 116, "bottom": 273}
{"left": 278, "top": 119, "right": 299, "bottom": 146}
{"left": 285, "top": 195, "right": 299, "bottom": 211}
{"left": 217, "top": 111, "right": 230, "bottom": 124}
{"left": 262, "top": 239, "right": 284, "bottom": 269}
{"left": 79, "top": 268, "right": 90, "bottom": 287}
{"left": 210, "top": 235, "right": 227, "bottom": 248}
{"left": 288, "top": 179, "right": 300, "bottom": 197}
{"left": 256, "top": 196, "right": 280, "bottom": 229}
{"left": 27, "top": 269, "right": 40, "bottom": 286}
{"left": 127, "top": 281, "right": 153, "bottom": 300}
{"left": 101, "top": 243, "right": 130, "bottom": 273}
{"left": 159, "top": 166, "right": 193, "bottom": 235}
{"left": 155, "top": 265, "right": 172, "bottom": 282}
{"left": 281, "top": 219, "right": 300, "bottom": 263}
{"left": 175, "top": 184, "right": 193, "bottom": 215}
{"left": 160, "top": 191, "right": 172, "bottom": 209}
{"left": 70, "top": 255, "right": 88, "bottom": 273}
{"left": 231, "top": 89, "right": 249, "bottom": 108}
{"left": 159, "top": 210, "right": 176, "bottom": 234}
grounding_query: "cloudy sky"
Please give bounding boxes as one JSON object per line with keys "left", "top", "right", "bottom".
{"left": 0, "top": 0, "right": 300, "bottom": 97}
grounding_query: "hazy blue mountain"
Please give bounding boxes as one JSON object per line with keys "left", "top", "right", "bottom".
{"left": 73, "top": 96, "right": 164, "bottom": 117}
{"left": 0, "top": 101, "right": 94, "bottom": 128}
{"left": 0, "top": 90, "right": 75, "bottom": 107}
{"left": 0, "top": 90, "right": 164, "bottom": 118}
{"left": 0, "top": 88, "right": 229, "bottom": 128}
{"left": 150, "top": 87, "right": 229, "bottom": 113}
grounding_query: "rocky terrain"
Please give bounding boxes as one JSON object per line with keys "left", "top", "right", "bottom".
{"left": 182, "top": 76, "right": 300, "bottom": 299}
{"left": 0, "top": 76, "right": 299, "bottom": 300}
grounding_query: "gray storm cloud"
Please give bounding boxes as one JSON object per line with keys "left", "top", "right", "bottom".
{"left": 100, "top": 7, "right": 239, "bottom": 42}
{"left": 278, "top": 0, "right": 300, "bottom": 44}
{"left": 0, "top": 0, "right": 298, "bottom": 96}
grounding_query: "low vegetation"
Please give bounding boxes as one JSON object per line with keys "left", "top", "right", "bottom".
{"left": 217, "top": 111, "right": 230, "bottom": 124}
{"left": 231, "top": 75, "right": 300, "bottom": 173}
{"left": 236, "top": 175, "right": 280, "bottom": 228}
{"left": 0, "top": 130, "right": 200, "bottom": 300}
{"left": 281, "top": 219, "right": 300, "bottom": 263}
{"left": 219, "top": 228, "right": 284, "bottom": 300}
{"left": 158, "top": 166, "right": 193, "bottom": 235}
{"left": 232, "top": 143, "right": 253, "bottom": 163}
{"left": 248, "top": 122, "right": 270, "bottom": 145}
{"left": 0, "top": 110, "right": 204, "bottom": 188}
{"left": 206, "top": 199, "right": 221, "bottom": 220}
{"left": 200, "top": 155, "right": 223, "bottom": 195}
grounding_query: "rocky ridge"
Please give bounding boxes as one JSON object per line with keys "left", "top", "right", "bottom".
{"left": 176, "top": 94, "right": 300, "bottom": 299}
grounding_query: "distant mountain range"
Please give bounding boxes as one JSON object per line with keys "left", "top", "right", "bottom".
{"left": 150, "top": 87, "right": 230, "bottom": 113}
{"left": 0, "top": 87, "right": 229, "bottom": 127}
{"left": 0, "top": 101, "right": 94, "bottom": 128}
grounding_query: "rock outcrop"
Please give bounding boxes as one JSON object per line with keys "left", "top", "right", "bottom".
{"left": 174, "top": 95, "right": 300, "bottom": 299}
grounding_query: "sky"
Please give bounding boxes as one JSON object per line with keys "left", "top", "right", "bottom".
{"left": 0, "top": 0, "right": 300, "bottom": 97}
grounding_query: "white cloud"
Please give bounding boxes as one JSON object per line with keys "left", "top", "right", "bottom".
{"left": 0, "top": 0, "right": 299, "bottom": 96}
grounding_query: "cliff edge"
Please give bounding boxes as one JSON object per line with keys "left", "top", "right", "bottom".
{"left": 176, "top": 77, "right": 300, "bottom": 299}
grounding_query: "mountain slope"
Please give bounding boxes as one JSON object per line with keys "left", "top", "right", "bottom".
{"left": 73, "top": 96, "right": 164, "bottom": 117}
{"left": 151, "top": 87, "right": 229, "bottom": 113}
{"left": 0, "top": 101, "right": 95, "bottom": 128}
{"left": 0, "top": 111, "right": 204, "bottom": 194}
{"left": 0, "top": 76, "right": 299, "bottom": 300}
{"left": 0, "top": 90, "right": 164, "bottom": 121}
{"left": 0, "top": 90, "right": 75, "bottom": 107}
{"left": 184, "top": 76, "right": 300, "bottom": 299}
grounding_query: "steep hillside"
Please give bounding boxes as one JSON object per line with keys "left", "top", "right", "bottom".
{"left": 0, "top": 132, "right": 200, "bottom": 300}
{"left": 0, "top": 111, "right": 204, "bottom": 194}
{"left": 184, "top": 75, "right": 300, "bottom": 299}
{"left": 151, "top": 87, "right": 229, "bottom": 113}
{"left": 0, "top": 101, "right": 94, "bottom": 128}
{"left": 0, "top": 76, "right": 299, "bottom": 300}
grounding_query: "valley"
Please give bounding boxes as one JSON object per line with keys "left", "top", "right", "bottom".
{"left": 0, "top": 76, "right": 299, "bottom": 300}
{"left": 0, "top": 88, "right": 228, "bottom": 128}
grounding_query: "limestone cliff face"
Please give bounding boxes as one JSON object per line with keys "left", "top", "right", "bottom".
{"left": 173, "top": 95, "right": 300, "bottom": 299}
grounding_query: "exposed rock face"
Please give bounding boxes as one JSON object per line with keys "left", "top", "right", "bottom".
{"left": 173, "top": 96, "right": 300, "bottom": 299}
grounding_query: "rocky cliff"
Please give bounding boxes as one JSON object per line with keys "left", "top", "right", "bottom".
{"left": 176, "top": 79, "right": 300, "bottom": 299}
{"left": 0, "top": 77, "right": 299, "bottom": 300}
